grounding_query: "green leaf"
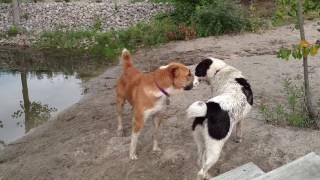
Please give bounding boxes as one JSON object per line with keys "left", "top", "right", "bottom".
{"left": 292, "top": 46, "right": 303, "bottom": 60}
{"left": 278, "top": 48, "right": 292, "bottom": 60}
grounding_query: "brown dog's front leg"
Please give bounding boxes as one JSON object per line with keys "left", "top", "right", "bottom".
{"left": 152, "top": 115, "right": 162, "bottom": 152}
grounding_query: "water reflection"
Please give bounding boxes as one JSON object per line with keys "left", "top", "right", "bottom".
{"left": 12, "top": 71, "right": 58, "bottom": 132}
{"left": 0, "top": 47, "right": 110, "bottom": 144}
{"left": 0, "top": 71, "right": 82, "bottom": 144}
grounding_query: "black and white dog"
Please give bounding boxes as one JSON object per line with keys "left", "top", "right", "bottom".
{"left": 187, "top": 58, "right": 253, "bottom": 180}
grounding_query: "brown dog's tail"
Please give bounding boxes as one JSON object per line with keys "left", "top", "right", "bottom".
{"left": 121, "top": 48, "right": 133, "bottom": 70}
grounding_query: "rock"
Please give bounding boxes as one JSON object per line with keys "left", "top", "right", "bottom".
{"left": 0, "top": 1, "right": 173, "bottom": 45}
{"left": 0, "top": 1, "right": 172, "bottom": 33}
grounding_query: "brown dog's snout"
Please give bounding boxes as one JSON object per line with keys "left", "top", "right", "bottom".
{"left": 184, "top": 75, "right": 194, "bottom": 90}
{"left": 184, "top": 82, "right": 193, "bottom": 90}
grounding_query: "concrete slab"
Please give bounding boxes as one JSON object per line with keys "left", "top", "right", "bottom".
{"left": 254, "top": 152, "right": 320, "bottom": 180}
{"left": 212, "top": 162, "right": 265, "bottom": 180}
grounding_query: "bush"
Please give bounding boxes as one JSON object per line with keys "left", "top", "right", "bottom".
{"left": 191, "top": 1, "right": 250, "bottom": 36}
{"left": 273, "top": 0, "right": 320, "bottom": 26}
{"left": 164, "top": 0, "right": 251, "bottom": 36}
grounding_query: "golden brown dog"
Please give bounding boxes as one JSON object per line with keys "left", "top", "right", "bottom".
{"left": 116, "top": 49, "right": 194, "bottom": 160}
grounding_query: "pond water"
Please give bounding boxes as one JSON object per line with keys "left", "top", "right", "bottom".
{"left": 0, "top": 71, "right": 83, "bottom": 144}
{"left": 0, "top": 47, "right": 108, "bottom": 144}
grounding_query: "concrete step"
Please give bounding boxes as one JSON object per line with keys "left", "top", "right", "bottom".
{"left": 254, "top": 152, "right": 320, "bottom": 180}
{"left": 212, "top": 162, "right": 265, "bottom": 180}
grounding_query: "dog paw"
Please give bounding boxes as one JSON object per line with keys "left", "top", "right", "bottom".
{"left": 129, "top": 153, "right": 138, "bottom": 160}
{"left": 117, "top": 129, "right": 124, "bottom": 137}
{"left": 152, "top": 146, "right": 162, "bottom": 152}
{"left": 233, "top": 137, "right": 242, "bottom": 143}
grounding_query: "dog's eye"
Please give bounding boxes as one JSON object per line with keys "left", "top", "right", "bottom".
{"left": 188, "top": 70, "right": 191, "bottom": 77}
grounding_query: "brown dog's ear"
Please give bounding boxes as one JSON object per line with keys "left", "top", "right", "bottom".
{"left": 167, "top": 64, "right": 179, "bottom": 78}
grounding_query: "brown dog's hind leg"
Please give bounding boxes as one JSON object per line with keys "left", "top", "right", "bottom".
{"left": 129, "top": 110, "right": 144, "bottom": 160}
{"left": 116, "top": 92, "right": 125, "bottom": 136}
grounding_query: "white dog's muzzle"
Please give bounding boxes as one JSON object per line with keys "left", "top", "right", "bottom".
{"left": 193, "top": 76, "right": 200, "bottom": 87}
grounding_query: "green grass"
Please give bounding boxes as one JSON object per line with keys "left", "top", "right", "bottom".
{"left": 36, "top": 0, "right": 256, "bottom": 61}
{"left": 35, "top": 17, "right": 177, "bottom": 61}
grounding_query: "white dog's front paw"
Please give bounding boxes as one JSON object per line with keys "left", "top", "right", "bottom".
{"left": 117, "top": 129, "right": 124, "bottom": 137}
{"left": 152, "top": 146, "right": 162, "bottom": 152}
{"left": 233, "top": 137, "right": 242, "bottom": 143}
{"left": 129, "top": 153, "right": 138, "bottom": 160}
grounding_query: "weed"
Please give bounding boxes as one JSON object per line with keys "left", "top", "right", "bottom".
{"left": 7, "top": 26, "right": 21, "bottom": 37}
{"left": 93, "top": 17, "right": 102, "bottom": 32}
{"left": 259, "top": 78, "right": 316, "bottom": 128}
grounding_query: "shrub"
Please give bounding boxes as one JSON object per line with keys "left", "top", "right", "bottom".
{"left": 272, "top": 0, "right": 320, "bottom": 26}
{"left": 164, "top": 0, "right": 251, "bottom": 36}
{"left": 191, "top": 1, "right": 250, "bottom": 36}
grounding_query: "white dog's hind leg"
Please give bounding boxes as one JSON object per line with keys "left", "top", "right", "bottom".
{"left": 234, "top": 120, "right": 243, "bottom": 143}
{"left": 193, "top": 127, "right": 205, "bottom": 167}
{"left": 198, "top": 138, "right": 224, "bottom": 180}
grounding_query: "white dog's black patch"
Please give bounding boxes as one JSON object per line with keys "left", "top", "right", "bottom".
{"left": 192, "top": 117, "right": 206, "bottom": 130}
{"left": 235, "top": 78, "right": 253, "bottom": 105}
{"left": 206, "top": 102, "right": 230, "bottom": 140}
{"left": 192, "top": 102, "right": 230, "bottom": 140}
{"left": 195, "top": 59, "right": 212, "bottom": 77}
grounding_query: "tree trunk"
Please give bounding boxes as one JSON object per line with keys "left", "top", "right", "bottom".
{"left": 11, "top": 0, "right": 20, "bottom": 26}
{"left": 297, "top": 0, "right": 317, "bottom": 121}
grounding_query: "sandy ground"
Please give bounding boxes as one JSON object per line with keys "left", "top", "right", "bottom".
{"left": 0, "top": 22, "right": 320, "bottom": 180}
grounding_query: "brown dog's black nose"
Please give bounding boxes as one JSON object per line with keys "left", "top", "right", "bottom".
{"left": 184, "top": 82, "right": 193, "bottom": 90}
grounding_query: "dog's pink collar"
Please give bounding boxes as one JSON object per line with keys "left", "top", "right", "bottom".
{"left": 155, "top": 81, "right": 170, "bottom": 97}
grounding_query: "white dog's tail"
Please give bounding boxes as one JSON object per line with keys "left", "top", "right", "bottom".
{"left": 186, "top": 101, "right": 207, "bottom": 119}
